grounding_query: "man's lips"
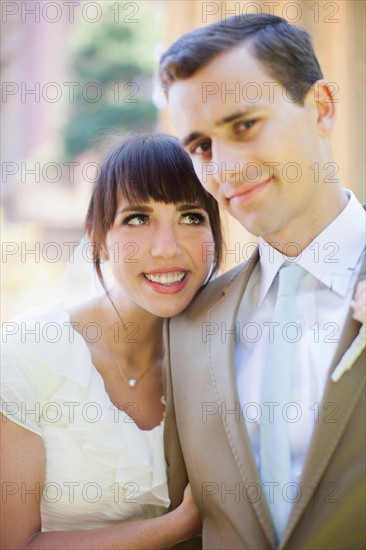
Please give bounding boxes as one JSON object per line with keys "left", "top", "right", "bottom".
{"left": 225, "top": 178, "right": 272, "bottom": 204}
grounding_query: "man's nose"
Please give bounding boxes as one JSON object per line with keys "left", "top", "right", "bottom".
{"left": 210, "top": 141, "right": 249, "bottom": 185}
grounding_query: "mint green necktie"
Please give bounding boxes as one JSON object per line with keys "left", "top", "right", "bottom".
{"left": 260, "top": 264, "right": 307, "bottom": 543}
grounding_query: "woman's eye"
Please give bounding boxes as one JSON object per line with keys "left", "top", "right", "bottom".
{"left": 192, "top": 140, "right": 211, "bottom": 155}
{"left": 123, "top": 214, "right": 149, "bottom": 226}
{"left": 181, "top": 212, "right": 206, "bottom": 225}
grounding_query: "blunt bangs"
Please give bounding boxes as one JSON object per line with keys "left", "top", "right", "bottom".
{"left": 108, "top": 134, "right": 211, "bottom": 207}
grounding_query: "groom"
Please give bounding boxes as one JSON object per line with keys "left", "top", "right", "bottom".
{"left": 159, "top": 14, "right": 365, "bottom": 549}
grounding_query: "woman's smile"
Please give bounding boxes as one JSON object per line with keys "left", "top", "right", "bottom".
{"left": 106, "top": 200, "right": 215, "bottom": 317}
{"left": 142, "top": 269, "right": 189, "bottom": 294}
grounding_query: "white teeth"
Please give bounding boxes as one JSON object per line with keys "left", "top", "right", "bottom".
{"left": 144, "top": 271, "right": 186, "bottom": 285}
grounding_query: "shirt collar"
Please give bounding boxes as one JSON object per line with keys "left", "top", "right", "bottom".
{"left": 258, "top": 190, "right": 366, "bottom": 306}
{"left": 258, "top": 240, "right": 285, "bottom": 306}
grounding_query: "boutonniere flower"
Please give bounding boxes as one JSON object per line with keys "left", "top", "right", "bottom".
{"left": 332, "top": 280, "right": 366, "bottom": 382}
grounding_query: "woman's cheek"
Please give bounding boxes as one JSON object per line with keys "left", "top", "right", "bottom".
{"left": 192, "top": 230, "right": 215, "bottom": 266}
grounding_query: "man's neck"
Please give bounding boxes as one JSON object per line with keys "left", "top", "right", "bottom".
{"left": 263, "top": 188, "right": 349, "bottom": 256}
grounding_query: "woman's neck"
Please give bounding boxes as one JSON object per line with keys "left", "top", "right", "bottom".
{"left": 97, "top": 290, "right": 164, "bottom": 366}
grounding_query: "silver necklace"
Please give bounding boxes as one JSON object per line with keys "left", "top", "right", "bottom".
{"left": 114, "top": 355, "right": 154, "bottom": 388}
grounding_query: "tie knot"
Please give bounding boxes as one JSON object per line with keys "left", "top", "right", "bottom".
{"left": 277, "top": 264, "right": 307, "bottom": 296}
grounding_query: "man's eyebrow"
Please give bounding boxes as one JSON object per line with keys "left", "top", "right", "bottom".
{"left": 181, "top": 132, "right": 204, "bottom": 148}
{"left": 180, "top": 108, "right": 258, "bottom": 148}
{"left": 216, "top": 108, "right": 257, "bottom": 126}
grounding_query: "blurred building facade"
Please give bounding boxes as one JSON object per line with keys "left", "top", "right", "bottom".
{"left": 1, "top": 0, "right": 365, "bottom": 317}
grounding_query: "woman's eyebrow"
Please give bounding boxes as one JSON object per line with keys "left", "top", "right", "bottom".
{"left": 176, "top": 204, "right": 204, "bottom": 212}
{"left": 116, "top": 205, "right": 153, "bottom": 215}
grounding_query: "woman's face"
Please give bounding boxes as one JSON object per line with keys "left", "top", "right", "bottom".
{"left": 104, "top": 198, "right": 216, "bottom": 317}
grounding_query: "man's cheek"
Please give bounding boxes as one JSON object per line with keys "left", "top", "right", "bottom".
{"left": 193, "top": 162, "right": 218, "bottom": 196}
{"left": 191, "top": 158, "right": 203, "bottom": 181}
{"left": 199, "top": 161, "right": 218, "bottom": 186}
{"left": 205, "top": 178, "right": 222, "bottom": 204}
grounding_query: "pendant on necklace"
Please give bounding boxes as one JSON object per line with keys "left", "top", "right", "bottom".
{"left": 128, "top": 378, "right": 138, "bottom": 388}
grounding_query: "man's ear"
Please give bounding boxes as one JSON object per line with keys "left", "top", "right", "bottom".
{"left": 305, "top": 79, "right": 336, "bottom": 137}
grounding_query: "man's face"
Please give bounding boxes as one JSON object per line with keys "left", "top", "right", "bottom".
{"left": 168, "top": 44, "right": 333, "bottom": 242}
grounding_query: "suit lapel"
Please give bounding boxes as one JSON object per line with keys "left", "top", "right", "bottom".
{"left": 207, "top": 250, "right": 277, "bottom": 548}
{"left": 282, "top": 255, "right": 366, "bottom": 547}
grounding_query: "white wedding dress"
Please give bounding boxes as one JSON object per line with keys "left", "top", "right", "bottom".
{"left": 1, "top": 307, "right": 170, "bottom": 531}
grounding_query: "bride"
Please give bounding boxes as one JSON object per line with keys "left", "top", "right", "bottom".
{"left": 1, "top": 134, "right": 222, "bottom": 549}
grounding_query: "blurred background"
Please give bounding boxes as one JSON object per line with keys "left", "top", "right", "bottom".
{"left": 1, "top": 0, "right": 365, "bottom": 319}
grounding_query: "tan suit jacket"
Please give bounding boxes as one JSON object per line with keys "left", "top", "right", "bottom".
{"left": 164, "top": 249, "right": 365, "bottom": 549}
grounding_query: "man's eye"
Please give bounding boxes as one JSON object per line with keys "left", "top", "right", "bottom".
{"left": 235, "top": 120, "right": 256, "bottom": 132}
{"left": 181, "top": 212, "right": 206, "bottom": 225}
{"left": 123, "top": 214, "right": 149, "bottom": 226}
{"left": 192, "top": 140, "right": 211, "bottom": 155}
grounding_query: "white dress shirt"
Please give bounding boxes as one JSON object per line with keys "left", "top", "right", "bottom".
{"left": 235, "top": 190, "right": 365, "bottom": 484}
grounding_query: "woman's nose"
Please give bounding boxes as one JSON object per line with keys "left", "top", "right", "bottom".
{"left": 150, "top": 225, "right": 182, "bottom": 259}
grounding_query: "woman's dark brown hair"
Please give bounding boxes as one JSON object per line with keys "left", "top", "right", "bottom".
{"left": 85, "top": 134, "right": 223, "bottom": 288}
